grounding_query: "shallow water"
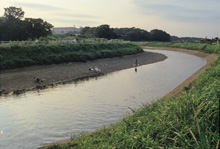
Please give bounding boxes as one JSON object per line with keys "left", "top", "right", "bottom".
{"left": 0, "top": 49, "right": 207, "bottom": 149}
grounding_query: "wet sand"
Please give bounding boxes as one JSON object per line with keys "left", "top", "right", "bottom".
{"left": 0, "top": 47, "right": 217, "bottom": 96}
{"left": 0, "top": 51, "right": 167, "bottom": 95}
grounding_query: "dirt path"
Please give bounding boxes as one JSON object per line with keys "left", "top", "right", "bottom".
{"left": 0, "top": 51, "right": 167, "bottom": 95}
{"left": 141, "top": 46, "right": 218, "bottom": 97}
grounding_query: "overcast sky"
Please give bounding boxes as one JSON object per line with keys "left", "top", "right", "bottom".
{"left": 1, "top": 0, "right": 219, "bottom": 38}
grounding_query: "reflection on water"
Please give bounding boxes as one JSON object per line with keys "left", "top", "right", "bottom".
{"left": 0, "top": 50, "right": 207, "bottom": 149}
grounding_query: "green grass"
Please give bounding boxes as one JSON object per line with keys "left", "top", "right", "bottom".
{"left": 133, "top": 42, "right": 220, "bottom": 54}
{"left": 45, "top": 42, "right": 219, "bottom": 148}
{"left": 0, "top": 43, "right": 143, "bottom": 70}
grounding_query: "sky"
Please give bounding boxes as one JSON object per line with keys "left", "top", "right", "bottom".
{"left": 0, "top": 0, "right": 220, "bottom": 38}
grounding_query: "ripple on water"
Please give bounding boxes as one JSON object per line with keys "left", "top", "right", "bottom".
{"left": 0, "top": 50, "right": 207, "bottom": 149}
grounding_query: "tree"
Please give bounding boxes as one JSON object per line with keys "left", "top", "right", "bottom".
{"left": 4, "top": 6, "right": 24, "bottom": 19}
{"left": 113, "top": 27, "right": 151, "bottom": 41}
{"left": 80, "top": 25, "right": 118, "bottom": 39}
{"left": 0, "top": 16, "right": 25, "bottom": 41}
{"left": 150, "top": 29, "right": 170, "bottom": 41}
{"left": 80, "top": 26, "right": 90, "bottom": 35}
{"left": 0, "top": 7, "right": 25, "bottom": 41}
{"left": 24, "top": 18, "right": 53, "bottom": 40}
{"left": 95, "top": 24, "right": 118, "bottom": 39}
{"left": 0, "top": 6, "right": 53, "bottom": 41}
{"left": 80, "top": 26, "right": 96, "bottom": 38}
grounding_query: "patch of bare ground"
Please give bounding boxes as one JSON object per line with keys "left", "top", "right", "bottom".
{"left": 0, "top": 51, "right": 167, "bottom": 95}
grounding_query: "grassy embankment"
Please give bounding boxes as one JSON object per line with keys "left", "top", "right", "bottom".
{"left": 45, "top": 42, "right": 219, "bottom": 149}
{"left": 134, "top": 42, "right": 220, "bottom": 54}
{"left": 0, "top": 43, "right": 142, "bottom": 70}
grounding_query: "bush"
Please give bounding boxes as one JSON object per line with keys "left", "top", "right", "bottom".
{"left": 0, "top": 43, "right": 143, "bottom": 70}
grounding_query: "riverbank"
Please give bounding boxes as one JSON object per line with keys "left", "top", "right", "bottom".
{"left": 0, "top": 51, "right": 167, "bottom": 95}
{"left": 41, "top": 46, "right": 219, "bottom": 148}
{"left": 141, "top": 46, "right": 218, "bottom": 98}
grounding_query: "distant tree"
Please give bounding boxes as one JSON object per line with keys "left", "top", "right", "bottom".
{"left": 0, "top": 7, "right": 25, "bottom": 40}
{"left": 150, "top": 29, "right": 170, "bottom": 41}
{"left": 0, "top": 6, "right": 53, "bottom": 41}
{"left": 80, "top": 26, "right": 90, "bottom": 35}
{"left": 24, "top": 18, "right": 53, "bottom": 40}
{"left": 80, "top": 25, "right": 118, "bottom": 39}
{"left": 4, "top": 6, "right": 24, "bottom": 19}
{"left": 0, "top": 19, "right": 4, "bottom": 40}
{"left": 95, "top": 24, "right": 118, "bottom": 39}
{"left": 0, "top": 16, "right": 25, "bottom": 41}
{"left": 80, "top": 26, "right": 96, "bottom": 38}
{"left": 124, "top": 31, "right": 139, "bottom": 41}
{"left": 113, "top": 27, "right": 151, "bottom": 41}
{"left": 80, "top": 26, "right": 171, "bottom": 42}
{"left": 171, "top": 36, "right": 202, "bottom": 42}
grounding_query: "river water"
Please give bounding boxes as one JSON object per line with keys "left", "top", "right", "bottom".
{"left": 0, "top": 49, "right": 207, "bottom": 149}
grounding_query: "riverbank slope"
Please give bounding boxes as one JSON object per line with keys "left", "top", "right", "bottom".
{"left": 141, "top": 46, "right": 218, "bottom": 97}
{"left": 41, "top": 46, "right": 219, "bottom": 148}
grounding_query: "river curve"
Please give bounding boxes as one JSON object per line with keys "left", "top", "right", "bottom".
{"left": 0, "top": 49, "right": 207, "bottom": 149}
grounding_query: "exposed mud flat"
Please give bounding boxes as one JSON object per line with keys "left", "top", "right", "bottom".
{"left": 0, "top": 51, "right": 167, "bottom": 95}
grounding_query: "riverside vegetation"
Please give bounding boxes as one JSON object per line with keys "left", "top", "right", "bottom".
{"left": 0, "top": 43, "right": 143, "bottom": 70}
{"left": 44, "top": 42, "right": 219, "bottom": 148}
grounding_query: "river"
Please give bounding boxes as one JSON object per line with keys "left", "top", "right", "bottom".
{"left": 0, "top": 49, "right": 207, "bottom": 149}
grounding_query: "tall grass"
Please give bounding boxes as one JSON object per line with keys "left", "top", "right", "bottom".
{"left": 45, "top": 42, "right": 219, "bottom": 149}
{"left": 0, "top": 43, "right": 143, "bottom": 70}
{"left": 133, "top": 42, "right": 220, "bottom": 54}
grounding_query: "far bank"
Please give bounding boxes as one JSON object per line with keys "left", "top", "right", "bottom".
{"left": 0, "top": 50, "right": 167, "bottom": 95}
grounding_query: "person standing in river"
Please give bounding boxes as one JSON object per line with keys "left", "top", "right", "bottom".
{"left": 135, "top": 59, "right": 138, "bottom": 66}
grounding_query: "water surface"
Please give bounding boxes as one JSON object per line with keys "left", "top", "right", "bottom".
{"left": 0, "top": 50, "right": 207, "bottom": 149}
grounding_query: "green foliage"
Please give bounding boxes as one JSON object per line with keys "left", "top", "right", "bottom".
{"left": 150, "top": 29, "right": 171, "bottom": 41}
{"left": 133, "top": 42, "right": 220, "bottom": 55}
{"left": 0, "top": 43, "right": 143, "bottom": 70}
{"left": 45, "top": 43, "right": 219, "bottom": 149}
{"left": 95, "top": 24, "right": 119, "bottom": 39}
{"left": 114, "top": 28, "right": 170, "bottom": 41}
{"left": 114, "top": 27, "right": 151, "bottom": 41}
{"left": 80, "top": 25, "right": 119, "bottom": 39}
{"left": 24, "top": 18, "right": 53, "bottom": 40}
{"left": 0, "top": 6, "right": 53, "bottom": 41}
{"left": 80, "top": 25, "right": 171, "bottom": 42}
{"left": 4, "top": 6, "right": 24, "bottom": 19}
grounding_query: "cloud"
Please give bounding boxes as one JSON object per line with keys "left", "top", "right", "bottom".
{"left": 47, "top": 12, "right": 100, "bottom": 26}
{"left": 58, "top": 13, "right": 99, "bottom": 19}
{"left": 14, "top": 2, "right": 67, "bottom": 11}
{"left": 132, "top": 0, "right": 220, "bottom": 24}
{"left": 48, "top": 17, "right": 100, "bottom": 26}
{"left": 11, "top": 1, "right": 100, "bottom": 26}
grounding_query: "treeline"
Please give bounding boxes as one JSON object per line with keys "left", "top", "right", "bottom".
{"left": 0, "top": 6, "right": 53, "bottom": 41}
{"left": 0, "top": 6, "right": 170, "bottom": 42}
{"left": 171, "top": 36, "right": 202, "bottom": 42}
{"left": 80, "top": 25, "right": 171, "bottom": 42}
{"left": 0, "top": 43, "right": 143, "bottom": 70}
{"left": 200, "top": 37, "right": 219, "bottom": 44}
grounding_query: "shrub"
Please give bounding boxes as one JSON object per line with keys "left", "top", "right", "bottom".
{"left": 0, "top": 43, "right": 143, "bottom": 70}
